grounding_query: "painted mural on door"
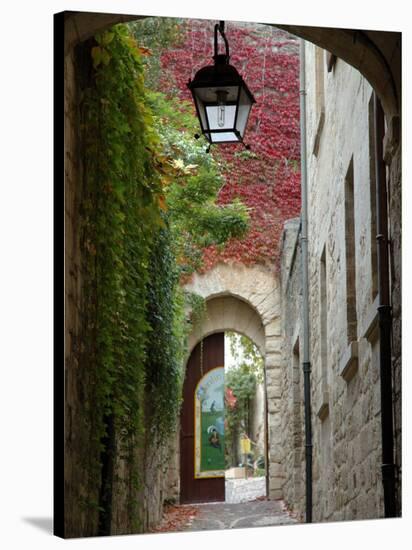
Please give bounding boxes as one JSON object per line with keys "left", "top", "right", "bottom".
{"left": 180, "top": 333, "right": 225, "bottom": 503}
{"left": 194, "top": 367, "right": 225, "bottom": 478}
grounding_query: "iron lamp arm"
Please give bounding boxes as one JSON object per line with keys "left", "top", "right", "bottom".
{"left": 214, "top": 21, "right": 230, "bottom": 61}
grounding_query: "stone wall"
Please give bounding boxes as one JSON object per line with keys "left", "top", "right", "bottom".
{"left": 384, "top": 116, "right": 402, "bottom": 508}
{"left": 225, "top": 478, "right": 266, "bottom": 504}
{"left": 64, "top": 41, "right": 101, "bottom": 539}
{"left": 279, "top": 218, "right": 305, "bottom": 520}
{"left": 109, "top": 429, "right": 180, "bottom": 535}
{"left": 279, "top": 46, "right": 392, "bottom": 523}
{"left": 306, "top": 44, "right": 387, "bottom": 521}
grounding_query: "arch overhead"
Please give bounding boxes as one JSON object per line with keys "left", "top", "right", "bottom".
{"left": 184, "top": 263, "right": 281, "bottom": 355}
{"left": 64, "top": 13, "right": 401, "bottom": 121}
{"left": 275, "top": 25, "right": 400, "bottom": 121}
{"left": 64, "top": 11, "right": 142, "bottom": 53}
{"left": 64, "top": 12, "right": 401, "bottom": 210}
{"left": 184, "top": 263, "right": 285, "bottom": 500}
{"left": 187, "top": 295, "right": 266, "bottom": 357}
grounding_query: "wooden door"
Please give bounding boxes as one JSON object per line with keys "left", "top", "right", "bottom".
{"left": 180, "top": 333, "right": 225, "bottom": 504}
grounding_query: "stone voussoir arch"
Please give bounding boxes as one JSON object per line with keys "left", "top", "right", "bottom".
{"left": 184, "top": 262, "right": 285, "bottom": 500}
{"left": 187, "top": 294, "right": 266, "bottom": 358}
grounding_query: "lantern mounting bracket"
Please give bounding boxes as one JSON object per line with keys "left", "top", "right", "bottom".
{"left": 214, "top": 21, "right": 230, "bottom": 63}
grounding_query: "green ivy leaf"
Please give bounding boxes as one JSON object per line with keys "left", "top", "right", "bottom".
{"left": 91, "top": 46, "right": 102, "bottom": 68}
{"left": 101, "top": 48, "right": 111, "bottom": 66}
{"left": 101, "top": 31, "right": 115, "bottom": 46}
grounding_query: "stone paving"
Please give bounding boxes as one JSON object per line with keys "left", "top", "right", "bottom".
{"left": 183, "top": 499, "right": 299, "bottom": 531}
{"left": 180, "top": 479, "right": 298, "bottom": 532}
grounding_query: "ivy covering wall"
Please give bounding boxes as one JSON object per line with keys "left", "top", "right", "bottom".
{"left": 76, "top": 23, "right": 249, "bottom": 535}
{"left": 81, "top": 25, "right": 164, "bottom": 533}
{"left": 157, "top": 19, "right": 301, "bottom": 270}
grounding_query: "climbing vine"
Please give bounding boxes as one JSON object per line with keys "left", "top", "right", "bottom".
{"left": 128, "top": 17, "right": 183, "bottom": 89}
{"left": 144, "top": 87, "right": 250, "bottom": 278}
{"left": 144, "top": 216, "right": 185, "bottom": 444}
{"left": 79, "top": 22, "right": 251, "bottom": 529}
{"left": 80, "top": 25, "right": 165, "bottom": 524}
{"left": 157, "top": 19, "right": 301, "bottom": 270}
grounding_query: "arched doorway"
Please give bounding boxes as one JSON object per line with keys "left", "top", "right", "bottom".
{"left": 184, "top": 263, "right": 283, "bottom": 500}
{"left": 180, "top": 274, "right": 275, "bottom": 503}
{"left": 180, "top": 333, "right": 226, "bottom": 504}
{"left": 179, "top": 329, "right": 268, "bottom": 504}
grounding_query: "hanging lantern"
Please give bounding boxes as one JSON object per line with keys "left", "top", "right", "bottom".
{"left": 187, "top": 21, "right": 256, "bottom": 147}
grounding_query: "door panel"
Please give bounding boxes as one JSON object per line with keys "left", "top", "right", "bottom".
{"left": 180, "top": 333, "right": 225, "bottom": 504}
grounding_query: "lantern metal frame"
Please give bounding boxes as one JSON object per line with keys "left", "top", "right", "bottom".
{"left": 187, "top": 21, "right": 256, "bottom": 148}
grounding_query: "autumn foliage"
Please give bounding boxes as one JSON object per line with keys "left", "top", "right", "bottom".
{"left": 150, "top": 503, "right": 199, "bottom": 532}
{"left": 159, "top": 20, "right": 301, "bottom": 271}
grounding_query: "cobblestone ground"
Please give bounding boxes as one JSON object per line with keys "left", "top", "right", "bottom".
{"left": 152, "top": 478, "right": 299, "bottom": 534}
{"left": 180, "top": 478, "right": 298, "bottom": 531}
{"left": 183, "top": 499, "right": 298, "bottom": 531}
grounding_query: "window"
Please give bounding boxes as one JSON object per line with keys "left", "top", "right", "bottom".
{"left": 317, "top": 245, "right": 330, "bottom": 420}
{"left": 315, "top": 47, "right": 325, "bottom": 116}
{"left": 344, "top": 158, "right": 358, "bottom": 344}
{"left": 312, "top": 47, "right": 326, "bottom": 156}
{"left": 292, "top": 338, "right": 303, "bottom": 501}
{"left": 320, "top": 246, "right": 328, "bottom": 387}
{"left": 326, "top": 51, "right": 337, "bottom": 72}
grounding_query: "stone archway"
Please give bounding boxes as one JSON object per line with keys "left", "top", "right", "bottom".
{"left": 187, "top": 295, "right": 265, "bottom": 357}
{"left": 184, "top": 262, "right": 284, "bottom": 499}
{"left": 63, "top": 12, "right": 400, "bottom": 120}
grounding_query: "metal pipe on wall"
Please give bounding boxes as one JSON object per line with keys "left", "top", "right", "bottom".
{"left": 299, "top": 39, "right": 313, "bottom": 524}
{"left": 373, "top": 92, "right": 397, "bottom": 517}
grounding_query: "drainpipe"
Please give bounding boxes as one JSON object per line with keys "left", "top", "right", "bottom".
{"left": 373, "top": 92, "right": 397, "bottom": 517}
{"left": 299, "top": 39, "right": 313, "bottom": 523}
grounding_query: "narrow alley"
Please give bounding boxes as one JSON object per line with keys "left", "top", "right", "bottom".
{"left": 60, "top": 8, "right": 402, "bottom": 542}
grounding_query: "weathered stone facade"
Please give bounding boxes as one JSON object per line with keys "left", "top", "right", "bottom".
{"left": 279, "top": 43, "right": 401, "bottom": 522}
{"left": 279, "top": 218, "right": 305, "bottom": 519}
{"left": 64, "top": 41, "right": 101, "bottom": 538}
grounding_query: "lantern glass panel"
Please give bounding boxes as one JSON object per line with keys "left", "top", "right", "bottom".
{"left": 235, "top": 86, "right": 253, "bottom": 138}
{"left": 194, "top": 85, "right": 239, "bottom": 103}
{"left": 206, "top": 104, "right": 237, "bottom": 130}
{"left": 209, "top": 131, "right": 239, "bottom": 143}
{"left": 193, "top": 95, "right": 208, "bottom": 133}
